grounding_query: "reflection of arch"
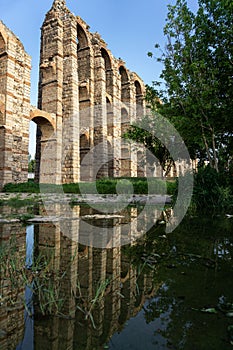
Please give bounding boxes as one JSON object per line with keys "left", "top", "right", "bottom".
{"left": 118, "top": 254, "right": 131, "bottom": 325}
{"left": 134, "top": 274, "right": 144, "bottom": 308}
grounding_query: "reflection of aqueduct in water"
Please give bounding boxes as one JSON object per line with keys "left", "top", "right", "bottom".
{"left": 0, "top": 205, "right": 161, "bottom": 349}
{"left": 0, "top": 0, "right": 153, "bottom": 189}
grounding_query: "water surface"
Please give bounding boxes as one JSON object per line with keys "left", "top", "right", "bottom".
{"left": 0, "top": 205, "right": 233, "bottom": 349}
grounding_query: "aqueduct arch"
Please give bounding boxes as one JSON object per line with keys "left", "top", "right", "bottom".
{"left": 29, "top": 109, "right": 60, "bottom": 184}
{"left": 0, "top": 0, "right": 149, "bottom": 189}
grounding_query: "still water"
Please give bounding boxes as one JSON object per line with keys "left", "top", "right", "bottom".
{"left": 0, "top": 205, "right": 233, "bottom": 350}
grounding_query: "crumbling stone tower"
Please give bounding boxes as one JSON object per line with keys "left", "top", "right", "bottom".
{"left": 0, "top": 21, "right": 31, "bottom": 187}
{"left": 38, "top": 0, "right": 146, "bottom": 183}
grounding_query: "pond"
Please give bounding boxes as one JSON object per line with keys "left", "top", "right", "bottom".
{"left": 0, "top": 203, "right": 233, "bottom": 350}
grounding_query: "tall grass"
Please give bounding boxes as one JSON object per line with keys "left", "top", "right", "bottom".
{"left": 0, "top": 238, "right": 112, "bottom": 321}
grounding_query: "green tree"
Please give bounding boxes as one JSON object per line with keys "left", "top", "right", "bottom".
{"left": 148, "top": 0, "right": 233, "bottom": 172}
{"left": 28, "top": 155, "right": 36, "bottom": 173}
{"left": 124, "top": 114, "right": 175, "bottom": 176}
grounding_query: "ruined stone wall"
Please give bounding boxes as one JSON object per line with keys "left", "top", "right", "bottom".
{"left": 0, "top": 21, "right": 31, "bottom": 188}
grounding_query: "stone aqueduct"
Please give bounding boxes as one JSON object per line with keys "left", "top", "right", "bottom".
{"left": 0, "top": 0, "right": 157, "bottom": 189}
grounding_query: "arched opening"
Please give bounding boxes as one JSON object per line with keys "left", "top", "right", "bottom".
{"left": 101, "top": 48, "right": 113, "bottom": 97}
{"left": 77, "top": 23, "right": 88, "bottom": 50}
{"left": 121, "top": 107, "right": 129, "bottom": 135}
{"left": 77, "top": 23, "right": 92, "bottom": 168}
{"left": 80, "top": 133, "right": 89, "bottom": 149}
{"left": 137, "top": 150, "right": 145, "bottom": 177}
{"left": 119, "top": 69, "right": 131, "bottom": 176}
{"left": 101, "top": 48, "right": 111, "bottom": 70}
{"left": 79, "top": 85, "right": 91, "bottom": 137}
{"left": 79, "top": 85, "right": 88, "bottom": 102}
{"left": 119, "top": 66, "right": 130, "bottom": 104}
{"left": 80, "top": 132, "right": 91, "bottom": 181}
{"left": 135, "top": 80, "right": 142, "bottom": 95}
{"left": 28, "top": 121, "right": 37, "bottom": 179}
{"left": 31, "top": 116, "right": 55, "bottom": 183}
{"left": 106, "top": 97, "right": 113, "bottom": 137}
{"left": 121, "top": 108, "right": 131, "bottom": 177}
{"left": 119, "top": 255, "right": 130, "bottom": 325}
{"left": 0, "top": 94, "right": 5, "bottom": 125}
{"left": 77, "top": 23, "right": 89, "bottom": 81}
{"left": 134, "top": 81, "right": 144, "bottom": 119}
{"left": 0, "top": 32, "right": 6, "bottom": 54}
{"left": 107, "top": 141, "right": 114, "bottom": 178}
{"left": 121, "top": 146, "right": 131, "bottom": 177}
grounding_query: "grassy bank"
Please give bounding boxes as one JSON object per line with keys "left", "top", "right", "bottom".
{"left": 2, "top": 178, "right": 176, "bottom": 196}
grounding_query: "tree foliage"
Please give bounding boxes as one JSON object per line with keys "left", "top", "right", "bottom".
{"left": 28, "top": 157, "right": 35, "bottom": 173}
{"left": 148, "top": 0, "right": 233, "bottom": 172}
{"left": 124, "top": 114, "right": 175, "bottom": 176}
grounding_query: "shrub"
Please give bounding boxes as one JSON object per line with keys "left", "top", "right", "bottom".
{"left": 191, "top": 166, "right": 233, "bottom": 214}
{"left": 3, "top": 182, "right": 40, "bottom": 193}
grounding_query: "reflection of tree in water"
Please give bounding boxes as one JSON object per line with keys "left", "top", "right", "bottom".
{"left": 128, "top": 216, "right": 233, "bottom": 349}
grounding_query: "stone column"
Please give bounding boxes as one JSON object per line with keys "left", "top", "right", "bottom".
{"left": 93, "top": 47, "right": 108, "bottom": 178}
{"left": 62, "top": 14, "right": 80, "bottom": 183}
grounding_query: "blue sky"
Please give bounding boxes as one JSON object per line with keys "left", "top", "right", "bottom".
{"left": 1, "top": 0, "right": 197, "bottom": 156}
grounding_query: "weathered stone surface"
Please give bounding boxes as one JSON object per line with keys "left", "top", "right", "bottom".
{"left": 0, "top": 1, "right": 147, "bottom": 189}
{"left": 0, "top": 1, "right": 186, "bottom": 189}
{"left": 0, "top": 21, "right": 31, "bottom": 188}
